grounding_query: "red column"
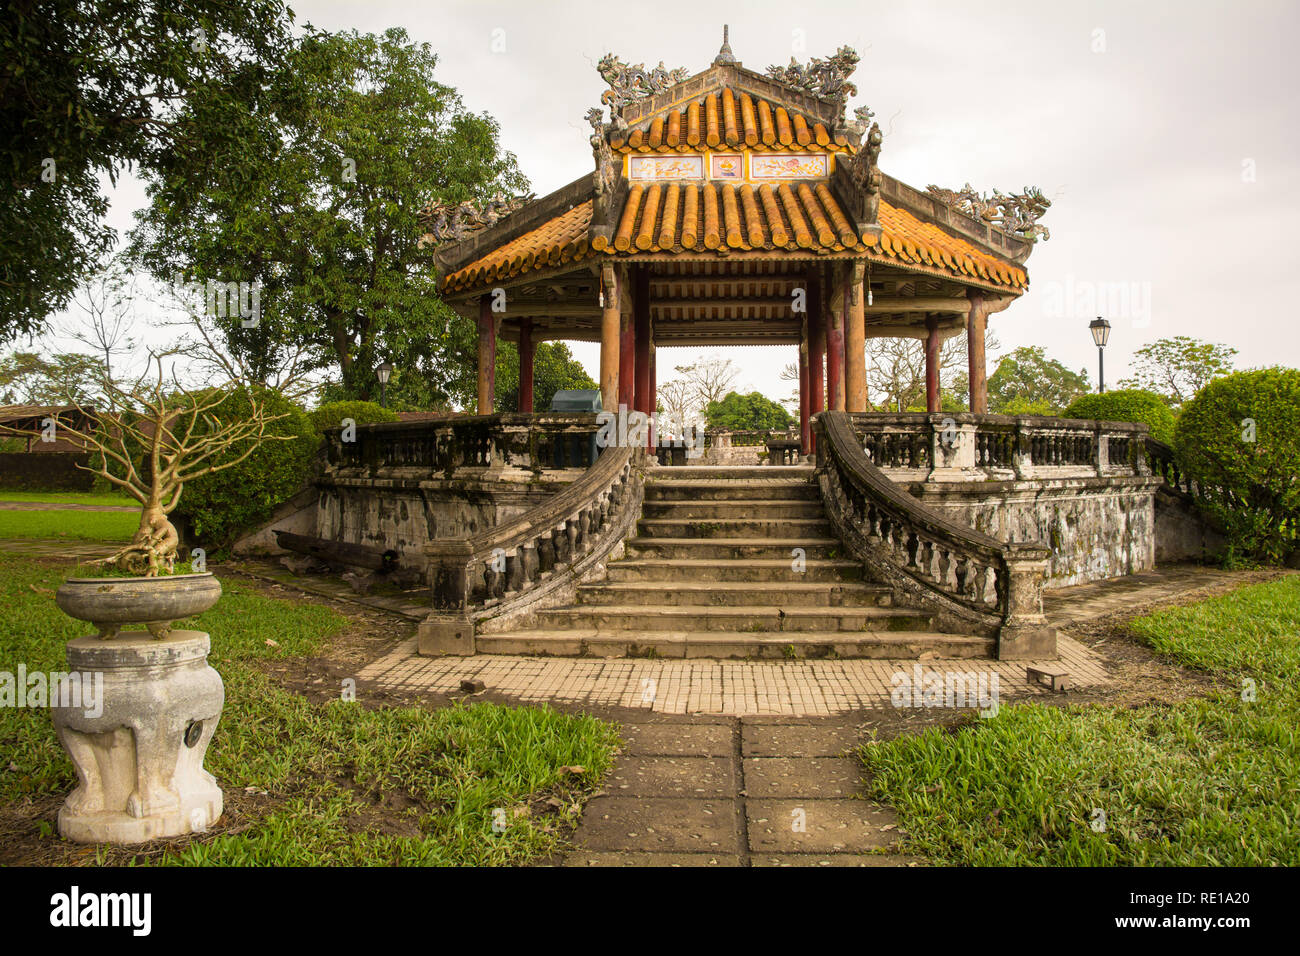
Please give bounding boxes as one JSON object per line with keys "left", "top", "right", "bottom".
{"left": 648, "top": 341, "right": 657, "bottom": 449}
{"left": 798, "top": 325, "right": 810, "bottom": 455}
{"left": 476, "top": 293, "right": 495, "bottom": 415}
{"left": 808, "top": 269, "right": 825, "bottom": 454}
{"left": 925, "top": 316, "right": 941, "bottom": 413}
{"left": 518, "top": 318, "right": 535, "bottom": 413}
{"left": 633, "top": 266, "right": 651, "bottom": 416}
{"left": 825, "top": 267, "right": 845, "bottom": 411}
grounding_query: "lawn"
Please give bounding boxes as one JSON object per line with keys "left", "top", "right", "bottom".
{"left": 0, "top": 553, "right": 620, "bottom": 865}
{"left": 861, "top": 576, "right": 1300, "bottom": 866}
{"left": 0, "top": 490, "right": 135, "bottom": 507}
{"left": 0, "top": 509, "right": 139, "bottom": 541}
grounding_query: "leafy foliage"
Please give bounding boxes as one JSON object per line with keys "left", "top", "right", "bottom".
{"left": 128, "top": 26, "right": 526, "bottom": 398}
{"left": 1173, "top": 368, "right": 1300, "bottom": 564}
{"left": 175, "top": 388, "right": 317, "bottom": 549}
{"left": 704, "top": 391, "right": 792, "bottom": 432}
{"left": 988, "top": 346, "right": 1090, "bottom": 414}
{"left": 308, "top": 401, "right": 398, "bottom": 434}
{"left": 1063, "top": 389, "right": 1177, "bottom": 444}
{"left": 0, "top": 0, "right": 294, "bottom": 343}
{"left": 495, "top": 341, "right": 597, "bottom": 412}
{"left": 1120, "top": 335, "right": 1236, "bottom": 407}
{"left": 0, "top": 350, "right": 106, "bottom": 405}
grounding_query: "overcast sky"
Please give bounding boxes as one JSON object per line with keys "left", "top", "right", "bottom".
{"left": 68, "top": 0, "right": 1300, "bottom": 403}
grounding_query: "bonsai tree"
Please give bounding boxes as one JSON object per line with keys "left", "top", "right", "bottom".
{"left": 4, "top": 349, "right": 294, "bottom": 576}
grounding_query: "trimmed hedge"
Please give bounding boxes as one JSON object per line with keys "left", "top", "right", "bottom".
{"left": 175, "top": 388, "right": 318, "bottom": 550}
{"left": 1173, "top": 368, "right": 1300, "bottom": 565}
{"left": 1063, "top": 389, "right": 1177, "bottom": 444}
{"left": 308, "top": 400, "right": 398, "bottom": 433}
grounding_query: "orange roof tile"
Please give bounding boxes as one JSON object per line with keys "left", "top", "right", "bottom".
{"left": 610, "top": 90, "right": 848, "bottom": 154}
{"left": 440, "top": 186, "right": 1028, "bottom": 296}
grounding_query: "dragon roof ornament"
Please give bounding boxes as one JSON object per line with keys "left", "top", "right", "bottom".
{"left": 926, "top": 183, "right": 1052, "bottom": 242}
{"left": 765, "top": 45, "right": 860, "bottom": 101}
{"left": 421, "top": 193, "right": 536, "bottom": 245}
{"left": 597, "top": 54, "right": 691, "bottom": 111}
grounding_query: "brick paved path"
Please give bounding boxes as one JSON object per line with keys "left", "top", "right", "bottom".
{"left": 563, "top": 714, "right": 920, "bottom": 867}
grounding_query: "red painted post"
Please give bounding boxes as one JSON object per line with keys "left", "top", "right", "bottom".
{"left": 798, "top": 326, "right": 810, "bottom": 456}
{"left": 925, "top": 316, "right": 941, "bottom": 413}
{"left": 808, "top": 269, "right": 825, "bottom": 455}
{"left": 518, "top": 318, "right": 535, "bottom": 413}
{"left": 477, "top": 293, "right": 495, "bottom": 415}
{"left": 633, "top": 266, "right": 651, "bottom": 416}
{"left": 619, "top": 312, "right": 635, "bottom": 412}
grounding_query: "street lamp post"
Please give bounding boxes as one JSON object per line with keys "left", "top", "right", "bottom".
{"left": 1089, "top": 317, "right": 1111, "bottom": 394}
{"left": 376, "top": 361, "right": 394, "bottom": 408}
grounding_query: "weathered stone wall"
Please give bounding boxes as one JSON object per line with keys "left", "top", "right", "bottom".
{"left": 314, "top": 472, "right": 573, "bottom": 569}
{"left": 905, "top": 476, "right": 1162, "bottom": 587}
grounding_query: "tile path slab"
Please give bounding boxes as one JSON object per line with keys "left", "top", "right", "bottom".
{"left": 563, "top": 715, "right": 921, "bottom": 867}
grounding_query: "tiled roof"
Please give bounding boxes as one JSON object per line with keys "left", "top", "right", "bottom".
{"left": 440, "top": 186, "right": 1028, "bottom": 296}
{"left": 611, "top": 89, "right": 847, "bottom": 153}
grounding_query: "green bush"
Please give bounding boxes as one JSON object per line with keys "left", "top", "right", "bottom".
{"left": 175, "top": 388, "right": 318, "bottom": 550}
{"left": 1174, "top": 368, "right": 1300, "bottom": 564}
{"left": 308, "top": 400, "right": 398, "bottom": 433}
{"left": 1063, "top": 389, "right": 1177, "bottom": 444}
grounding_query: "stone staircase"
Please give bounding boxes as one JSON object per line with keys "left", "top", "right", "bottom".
{"left": 479, "top": 465, "right": 993, "bottom": 659}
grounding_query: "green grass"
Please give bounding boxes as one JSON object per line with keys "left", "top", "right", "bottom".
{"left": 0, "top": 554, "right": 619, "bottom": 865}
{"left": 860, "top": 576, "right": 1300, "bottom": 866}
{"left": 0, "top": 490, "right": 134, "bottom": 507}
{"left": 0, "top": 509, "right": 139, "bottom": 541}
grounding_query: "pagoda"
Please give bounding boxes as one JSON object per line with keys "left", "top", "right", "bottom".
{"left": 431, "top": 27, "right": 1049, "bottom": 452}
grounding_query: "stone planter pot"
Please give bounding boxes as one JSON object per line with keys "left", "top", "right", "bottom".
{"left": 52, "top": 630, "right": 224, "bottom": 843}
{"left": 56, "top": 573, "right": 222, "bottom": 639}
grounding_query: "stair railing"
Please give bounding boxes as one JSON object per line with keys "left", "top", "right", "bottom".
{"left": 815, "top": 410, "right": 1055, "bottom": 659}
{"left": 420, "top": 444, "right": 646, "bottom": 653}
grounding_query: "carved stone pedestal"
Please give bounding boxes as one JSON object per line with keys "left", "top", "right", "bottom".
{"left": 52, "top": 630, "right": 224, "bottom": 844}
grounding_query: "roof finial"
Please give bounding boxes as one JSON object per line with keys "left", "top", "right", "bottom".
{"left": 714, "top": 24, "right": 738, "bottom": 66}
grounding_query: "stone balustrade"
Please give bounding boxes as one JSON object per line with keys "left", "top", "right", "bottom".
{"left": 848, "top": 412, "right": 1150, "bottom": 482}
{"left": 816, "top": 411, "right": 1056, "bottom": 659}
{"left": 419, "top": 445, "right": 645, "bottom": 654}
{"left": 325, "top": 412, "right": 602, "bottom": 475}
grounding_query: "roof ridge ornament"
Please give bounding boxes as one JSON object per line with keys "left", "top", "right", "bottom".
{"left": 597, "top": 54, "right": 691, "bottom": 111}
{"left": 765, "top": 45, "right": 860, "bottom": 100}
{"left": 926, "top": 183, "right": 1052, "bottom": 242}
{"left": 420, "top": 193, "right": 535, "bottom": 244}
{"left": 713, "top": 25, "right": 738, "bottom": 66}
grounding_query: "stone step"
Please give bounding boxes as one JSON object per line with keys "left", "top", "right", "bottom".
{"left": 575, "top": 580, "right": 893, "bottom": 608}
{"left": 636, "top": 517, "right": 834, "bottom": 539}
{"left": 640, "top": 498, "right": 827, "bottom": 520}
{"left": 651, "top": 465, "right": 814, "bottom": 481}
{"left": 605, "top": 558, "right": 865, "bottom": 584}
{"left": 645, "top": 480, "right": 820, "bottom": 502}
{"left": 534, "top": 604, "right": 934, "bottom": 633}
{"left": 624, "top": 537, "right": 844, "bottom": 561}
{"left": 476, "top": 628, "right": 993, "bottom": 660}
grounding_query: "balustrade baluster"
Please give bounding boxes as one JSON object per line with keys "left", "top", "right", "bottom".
{"left": 521, "top": 542, "right": 538, "bottom": 589}
{"left": 538, "top": 532, "right": 556, "bottom": 573}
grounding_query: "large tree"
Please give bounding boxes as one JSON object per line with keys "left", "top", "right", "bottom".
{"left": 987, "top": 346, "right": 1090, "bottom": 414}
{"left": 0, "top": 0, "right": 294, "bottom": 344}
{"left": 128, "top": 26, "right": 527, "bottom": 400}
{"left": 1119, "top": 335, "right": 1236, "bottom": 407}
